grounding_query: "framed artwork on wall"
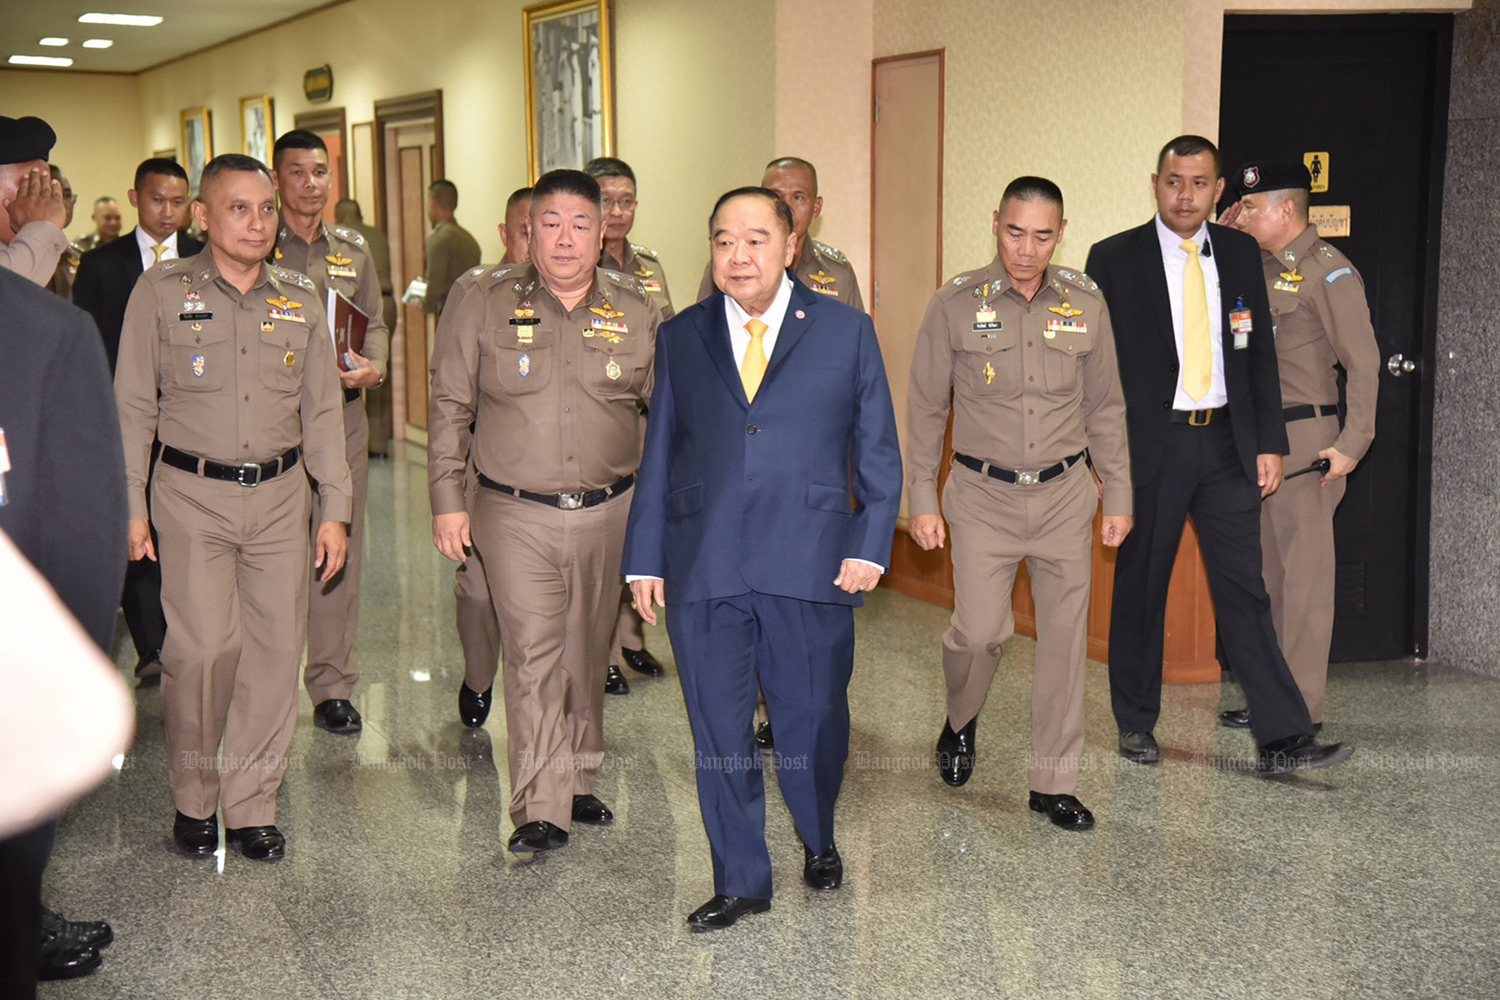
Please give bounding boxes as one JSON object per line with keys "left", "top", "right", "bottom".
{"left": 240, "top": 95, "right": 274, "bottom": 166}
{"left": 523, "top": 0, "right": 614, "bottom": 180}
{"left": 179, "top": 107, "right": 213, "bottom": 194}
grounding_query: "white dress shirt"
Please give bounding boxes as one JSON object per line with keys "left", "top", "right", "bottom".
{"left": 1155, "top": 214, "right": 1227, "bottom": 409}
{"left": 135, "top": 227, "right": 180, "bottom": 271}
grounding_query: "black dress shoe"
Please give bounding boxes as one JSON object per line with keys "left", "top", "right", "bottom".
{"left": 1219, "top": 707, "right": 1252, "bottom": 729}
{"left": 508, "top": 820, "right": 569, "bottom": 853}
{"left": 803, "top": 844, "right": 843, "bottom": 890}
{"left": 686, "top": 894, "right": 771, "bottom": 931}
{"left": 621, "top": 646, "right": 665, "bottom": 676}
{"left": 604, "top": 663, "right": 630, "bottom": 695}
{"left": 571, "top": 793, "right": 614, "bottom": 825}
{"left": 38, "top": 930, "right": 101, "bottom": 981}
{"left": 1256, "top": 735, "right": 1353, "bottom": 775}
{"left": 754, "top": 720, "right": 775, "bottom": 751}
{"left": 41, "top": 907, "right": 113, "bottom": 949}
{"left": 1118, "top": 730, "right": 1161, "bottom": 764}
{"left": 312, "top": 698, "right": 363, "bottom": 734}
{"left": 458, "top": 683, "right": 493, "bottom": 728}
{"left": 1028, "top": 791, "right": 1096, "bottom": 831}
{"left": 135, "top": 649, "right": 162, "bottom": 688}
{"left": 172, "top": 810, "right": 218, "bottom": 857}
{"left": 935, "top": 717, "right": 977, "bottom": 786}
{"left": 226, "top": 825, "right": 286, "bottom": 861}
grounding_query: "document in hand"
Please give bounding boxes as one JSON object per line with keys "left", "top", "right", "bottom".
{"left": 327, "top": 288, "right": 370, "bottom": 373}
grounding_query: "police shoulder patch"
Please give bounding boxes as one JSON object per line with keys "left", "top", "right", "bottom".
{"left": 1325, "top": 266, "right": 1354, "bottom": 284}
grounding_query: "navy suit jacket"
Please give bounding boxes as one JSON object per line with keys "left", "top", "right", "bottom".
{"left": 1085, "top": 220, "right": 1287, "bottom": 486}
{"left": 622, "top": 277, "right": 902, "bottom": 608}
{"left": 74, "top": 228, "right": 204, "bottom": 375}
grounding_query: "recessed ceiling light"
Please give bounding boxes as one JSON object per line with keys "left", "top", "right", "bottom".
{"left": 78, "top": 12, "right": 164, "bottom": 27}
{"left": 81, "top": 39, "right": 114, "bottom": 49}
{"left": 9, "top": 55, "right": 75, "bottom": 67}
{"left": 39, "top": 37, "right": 70, "bottom": 46}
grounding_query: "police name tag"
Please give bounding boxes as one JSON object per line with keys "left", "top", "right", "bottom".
{"left": 179, "top": 311, "right": 213, "bottom": 322}
{"left": 1229, "top": 309, "right": 1252, "bottom": 350}
{"left": 508, "top": 317, "right": 541, "bottom": 325}
{"left": 973, "top": 321, "right": 1003, "bottom": 336}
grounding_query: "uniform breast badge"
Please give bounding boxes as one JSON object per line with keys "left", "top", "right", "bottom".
{"left": 972, "top": 282, "right": 1003, "bottom": 335}
{"left": 982, "top": 361, "right": 996, "bottom": 385}
{"left": 191, "top": 355, "right": 206, "bottom": 378}
{"left": 807, "top": 269, "right": 838, "bottom": 296}
{"left": 262, "top": 321, "right": 276, "bottom": 333}
{"left": 1274, "top": 256, "right": 1304, "bottom": 293}
{"left": 587, "top": 300, "right": 628, "bottom": 343}
{"left": 1045, "top": 297, "right": 1085, "bottom": 339}
{"left": 605, "top": 359, "right": 622, "bottom": 380}
{"left": 266, "top": 294, "right": 306, "bottom": 323}
{"left": 512, "top": 303, "right": 538, "bottom": 343}
{"left": 284, "top": 350, "right": 296, "bottom": 367}
{"left": 518, "top": 353, "right": 532, "bottom": 377}
{"left": 325, "top": 253, "right": 357, "bottom": 279}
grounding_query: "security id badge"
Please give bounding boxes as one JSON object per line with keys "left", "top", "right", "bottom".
{"left": 1229, "top": 298, "right": 1252, "bottom": 350}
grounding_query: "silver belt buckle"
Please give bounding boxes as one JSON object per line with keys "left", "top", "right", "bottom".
{"left": 558, "top": 492, "right": 584, "bottom": 510}
{"left": 237, "top": 463, "right": 263, "bottom": 487}
{"left": 1015, "top": 470, "right": 1040, "bottom": 486}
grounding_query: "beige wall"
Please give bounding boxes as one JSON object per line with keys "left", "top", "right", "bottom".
{"left": 0, "top": 69, "right": 145, "bottom": 242}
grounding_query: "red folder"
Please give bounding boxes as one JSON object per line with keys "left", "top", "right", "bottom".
{"left": 326, "top": 288, "right": 369, "bottom": 373}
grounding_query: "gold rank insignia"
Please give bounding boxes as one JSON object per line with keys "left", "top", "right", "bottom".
{"left": 514, "top": 304, "right": 536, "bottom": 318}
{"left": 1048, "top": 300, "right": 1084, "bottom": 318}
{"left": 1274, "top": 267, "right": 1304, "bottom": 293}
{"left": 982, "top": 361, "right": 995, "bottom": 385}
{"left": 191, "top": 354, "right": 206, "bottom": 378}
{"left": 274, "top": 246, "right": 284, "bottom": 261}
{"left": 807, "top": 269, "right": 837, "bottom": 295}
{"left": 633, "top": 264, "right": 655, "bottom": 279}
{"left": 972, "top": 282, "right": 996, "bottom": 300}
{"left": 326, "top": 253, "right": 353, "bottom": 266}
{"left": 606, "top": 359, "right": 622, "bottom": 380}
{"left": 262, "top": 321, "right": 275, "bottom": 333}
{"left": 191, "top": 322, "right": 203, "bottom": 332}
{"left": 588, "top": 299, "right": 628, "bottom": 343}
{"left": 284, "top": 350, "right": 296, "bottom": 367}
{"left": 326, "top": 253, "right": 357, "bottom": 278}
{"left": 266, "top": 294, "right": 306, "bottom": 323}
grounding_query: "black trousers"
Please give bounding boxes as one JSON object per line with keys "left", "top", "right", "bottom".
{"left": 0, "top": 819, "right": 54, "bottom": 1000}
{"left": 1107, "top": 416, "right": 1312, "bottom": 747}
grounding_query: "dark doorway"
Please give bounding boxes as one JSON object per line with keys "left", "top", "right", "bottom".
{"left": 1219, "top": 13, "right": 1452, "bottom": 660}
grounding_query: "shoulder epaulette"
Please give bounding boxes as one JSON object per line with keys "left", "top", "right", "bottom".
{"left": 812, "top": 239, "right": 850, "bottom": 266}
{"left": 270, "top": 265, "right": 317, "bottom": 292}
{"left": 601, "top": 268, "right": 651, "bottom": 302}
{"left": 1055, "top": 267, "right": 1100, "bottom": 294}
{"left": 629, "top": 242, "right": 659, "bottom": 260}
{"left": 330, "top": 224, "right": 367, "bottom": 249}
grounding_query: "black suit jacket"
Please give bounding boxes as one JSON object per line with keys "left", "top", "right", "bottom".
{"left": 0, "top": 269, "right": 127, "bottom": 651}
{"left": 1085, "top": 220, "right": 1286, "bottom": 486}
{"left": 74, "top": 229, "right": 204, "bottom": 374}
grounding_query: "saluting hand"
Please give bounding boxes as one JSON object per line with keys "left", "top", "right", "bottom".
{"left": 339, "top": 349, "right": 382, "bottom": 390}
{"left": 630, "top": 578, "right": 664, "bottom": 627}
{"left": 908, "top": 513, "right": 946, "bottom": 551}
{"left": 4, "top": 167, "right": 67, "bottom": 232}
{"left": 314, "top": 521, "right": 348, "bottom": 582}
{"left": 432, "top": 511, "right": 471, "bottom": 563}
{"left": 127, "top": 518, "right": 156, "bottom": 562}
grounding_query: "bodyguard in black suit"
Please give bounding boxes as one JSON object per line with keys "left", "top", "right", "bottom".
{"left": 72, "top": 157, "right": 198, "bottom": 684}
{"left": 1085, "top": 136, "right": 1351, "bottom": 775}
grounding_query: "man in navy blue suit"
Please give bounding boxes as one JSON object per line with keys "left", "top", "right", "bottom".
{"left": 623, "top": 188, "right": 901, "bottom": 931}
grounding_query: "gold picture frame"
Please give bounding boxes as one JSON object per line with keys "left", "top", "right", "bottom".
{"left": 522, "top": 0, "right": 614, "bottom": 181}
{"left": 239, "top": 95, "right": 275, "bottom": 165}
{"left": 179, "top": 107, "right": 213, "bottom": 195}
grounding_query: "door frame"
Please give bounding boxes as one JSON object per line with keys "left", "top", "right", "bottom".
{"left": 293, "top": 106, "right": 349, "bottom": 199}
{"left": 372, "top": 91, "right": 444, "bottom": 231}
{"left": 869, "top": 50, "right": 945, "bottom": 293}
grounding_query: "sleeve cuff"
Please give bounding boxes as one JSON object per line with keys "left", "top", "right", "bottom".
{"left": 1101, "top": 484, "right": 1133, "bottom": 518}
{"left": 848, "top": 558, "right": 886, "bottom": 574}
{"left": 624, "top": 574, "right": 663, "bottom": 583}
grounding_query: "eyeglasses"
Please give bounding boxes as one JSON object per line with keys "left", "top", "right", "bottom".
{"left": 601, "top": 198, "right": 636, "bottom": 212}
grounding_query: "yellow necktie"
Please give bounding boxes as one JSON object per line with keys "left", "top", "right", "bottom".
{"left": 1180, "top": 239, "right": 1211, "bottom": 402}
{"left": 740, "top": 318, "right": 768, "bottom": 401}
{"left": 151, "top": 244, "right": 167, "bottom": 263}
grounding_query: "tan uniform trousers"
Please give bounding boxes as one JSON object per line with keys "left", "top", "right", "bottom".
{"left": 1261, "top": 413, "right": 1345, "bottom": 725}
{"left": 304, "top": 396, "right": 369, "bottom": 705}
{"left": 153, "top": 460, "right": 310, "bottom": 828}
{"left": 470, "top": 485, "right": 631, "bottom": 831}
{"left": 455, "top": 462, "right": 502, "bottom": 693}
{"left": 941, "top": 460, "right": 1096, "bottom": 795}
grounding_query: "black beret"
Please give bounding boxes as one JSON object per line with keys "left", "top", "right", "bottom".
{"left": 1235, "top": 159, "right": 1310, "bottom": 198}
{"left": 0, "top": 116, "right": 56, "bottom": 166}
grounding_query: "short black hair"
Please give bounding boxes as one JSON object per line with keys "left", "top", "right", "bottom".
{"left": 1156, "top": 134, "right": 1221, "bottom": 177}
{"left": 272, "top": 129, "right": 327, "bottom": 169}
{"left": 764, "top": 156, "right": 818, "bottom": 193}
{"left": 333, "top": 198, "right": 362, "bottom": 220}
{"left": 429, "top": 179, "right": 458, "bottom": 210}
{"left": 92, "top": 195, "right": 117, "bottom": 209}
{"left": 506, "top": 186, "right": 533, "bottom": 213}
{"left": 584, "top": 157, "right": 635, "bottom": 186}
{"left": 708, "top": 186, "right": 795, "bottom": 237}
{"left": 133, "top": 156, "right": 188, "bottom": 193}
{"left": 1001, "top": 176, "right": 1064, "bottom": 216}
{"left": 531, "top": 169, "right": 601, "bottom": 210}
{"left": 198, "top": 154, "right": 273, "bottom": 197}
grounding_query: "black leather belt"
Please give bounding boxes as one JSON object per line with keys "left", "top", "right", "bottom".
{"left": 1169, "top": 407, "right": 1226, "bottom": 426}
{"left": 343, "top": 387, "right": 361, "bottom": 404}
{"left": 953, "top": 451, "right": 1086, "bottom": 487}
{"left": 160, "top": 445, "right": 299, "bottom": 487}
{"left": 476, "top": 472, "right": 634, "bottom": 509}
{"left": 1283, "top": 403, "right": 1338, "bottom": 422}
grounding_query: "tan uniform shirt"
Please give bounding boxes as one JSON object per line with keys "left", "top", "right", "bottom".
{"left": 428, "top": 264, "right": 661, "bottom": 514}
{"left": 114, "top": 249, "right": 353, "bottom": 523}
{"left": 273, "top": 221, "right": 390, "bottom": 379}
{"left": 697, "top": 237, "right": 864, "bottom": 312}
{"left": 46, "top": 241, "right": 83, "bottom": 301}
{"left": 0, "top": 221, "right": 68, "bottom": 286}
{"left": 1263, "top": 224, "right": 1380, "bottom": 462}
{"left": 347, "top": 220, "right": 394, "bottom": 296}
{"left": 602, "top": 242, "right": 674, "bottom": 319}
{"left": 424, "top": 219, "right": 483, "bottom": 315}
{"left": 907, "top": 260, "right": 1132, "bottom": 517}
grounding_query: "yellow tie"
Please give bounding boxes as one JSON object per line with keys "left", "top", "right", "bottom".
{"left": 151, "top": 244, "right": 167, "bottom": 263}
{"left": 740, "top": 318, "right": 768, "bottom": 401}
{"left": 1180, "top": 239, "right": 1211, "bottom": 402}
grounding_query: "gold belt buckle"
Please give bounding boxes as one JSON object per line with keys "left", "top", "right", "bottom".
{"left": 1188, "top": 409, "right": 1212, "bottom": 427}
{"left": 558, "top": 492, "right": 584, "bottom": 510}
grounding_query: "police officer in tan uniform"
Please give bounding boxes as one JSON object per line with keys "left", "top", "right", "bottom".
{"left": 77, "top": 196, "right": 122, "bottom": 253}
{"left": 907, "top": 178, "right": 1132, "bottom": 830}
{"left": 586, "top": 156, "right": 672, "bottom": 695}
{"left": 423, "top": 179, "right": 482, "bottom": 316}
{"left": 44, "top": 164, "right": 84, "bottom": 301}
{"left": 270, "top": 130, "right": 389, "bottom": 736}
{"left": 697, "top": 157, "right": 863, "bottom": 312}
{"left": 1220, "top": 159, "right": 1380, "bottom": 730}
{"left": 115, "top": 154, "right": 351, "bottom": 861}
{"left": 429, "top": 169, "right": 660, "bottom": 853}
{"left": 334, "top": 198, "right": 397, "bottom": 457}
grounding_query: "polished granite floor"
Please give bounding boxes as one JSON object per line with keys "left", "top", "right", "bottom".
{"left": 40, "top": 443, "right": 1500, "bottom": 1000}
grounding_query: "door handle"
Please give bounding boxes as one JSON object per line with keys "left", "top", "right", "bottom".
{"left": 1386, "top": 353, "right": 1418, "bottom": 377}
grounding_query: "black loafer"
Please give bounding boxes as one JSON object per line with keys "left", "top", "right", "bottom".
{"left": 458, "top": 683, "right": 493, "bottom": 728}
{"left": 754, "top": 720, "right": 775, "bottom": 751}
{"left": 1118, "top": 730, "right": 1161, "bottom": 764}
{"left": 508, "top": 820, "right": 569, "bottom": 853}
{"left": 935, "top": 717, "right": 976, "bottom": 786}
{"left": 571, "top": 793, "right": 614, "bottom": 825}
{"left": 1028, "top": 791, "right": 1096, "bottom": 831}
{"left": 604, "top": 664, "right": 630, "bottom": 695}
{"left": 621, "top": 646, "right": 665, "bottom": 676}
{"left": 312, "top": 698, "right": 362, "bottom": 734}
{"left": 803, "top": 844, "right": 843, "bottom": 890}
{"left": 1219, "top": 707, "right": 1252, "bottom": 729}
{"left": 226, "top": 825, "right": 286, "bottom": 861}
{"left": 172, "top": 810, "right": 218, "bottom": 857}
{"left": 686, "top": 894, "right": 771, "bottom": 931}
{"left": 135, "top": 649, "right": 162, "bottom": 688}
{"left": 1256, "top": 735, "right": 1353, "bottom": 775}
{"left": 41, "top": 907, "right": 113, "bottom": 950}
{"left": 38, "top": 932, "right": 101, "bottom": 981}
